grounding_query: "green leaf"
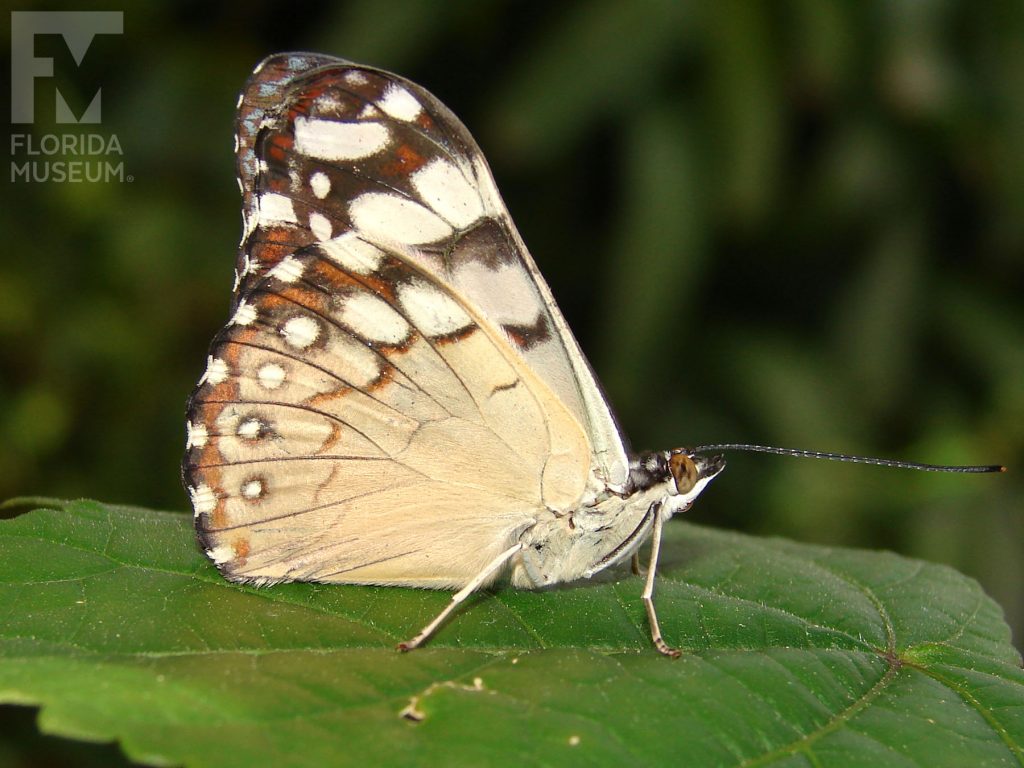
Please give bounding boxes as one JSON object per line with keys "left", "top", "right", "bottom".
{"left": 1, "top": 499, "right": 1021, "bottom": 767}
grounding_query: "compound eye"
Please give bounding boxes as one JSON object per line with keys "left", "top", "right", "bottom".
{"left": 669, "top": 452, "right": 698, "bottom": 494}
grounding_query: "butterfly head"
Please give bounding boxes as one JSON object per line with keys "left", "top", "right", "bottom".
{"left": 627, "top": 448, "right": 725, "bottom": 515}
{"left": 670, "top": 448, "right": 725, "bottom": 493}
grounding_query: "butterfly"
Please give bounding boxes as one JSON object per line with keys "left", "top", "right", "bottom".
{"left": 182, "top": 53, "right": 1002, "bottom": 657}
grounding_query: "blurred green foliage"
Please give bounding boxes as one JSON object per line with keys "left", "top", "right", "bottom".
{"left": 1, "top": 1, "right": 1021, "bottom": 758}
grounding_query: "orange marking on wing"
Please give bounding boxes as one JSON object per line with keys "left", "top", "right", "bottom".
{"left": 432, "top": 324, "right": 476, "bottom": 346}
{"left": 265, "top": 133, "right": 293, "bottom": 164}
{"left": 185, "top": 417, "right": 228, "bottom": 530}
{"left": 250, "top": 226, "right": 314, "bottom": 274}
{"left": 317, "top": 419, "right": 343, "bottom": 453}
{"left": 199, "top": 340, "right": 243, "bottom": 403}
{"left": 192, "top": 432, "right": 225, "bottom": 470}
{"left": 231, "top": 326, "right": 259, "bottom": 345}
{"left": 500, "top": 317, "right": 551, "bottom": 351}
{"left": 264, "top": 173, "right": 290, "bottom": 193}
{"left": 232, "top": 537, "right": 250, "bottom": 565}
{"left": 252, "top": 288, "right": 328, "bottom": 320}
{"left": 307, "top": 386, "right": 353, "bottom": 412}
{"left": 250, "top": 292, "right": 291, "bottom": 313}
{"left": 364, "top": 362, "right": 397, "bottom": 393}
{"left": 352, "top": 273, "right": 396, "bottom": 302}
{"left": 260, "top": 223, "right": 310, "bottom": 249}
{"left": 416, "top": 112, "right": 436, "bottom": 132}
{"left": 288, "top": 91, "right": 320, "bottom": 119}
{"left": 219, "top": 338, "right": 246, "bottom": 387}
{"left": 309, "top": 258, "right": 365, "bottom": 291}
{"left": 277, "top": 284, "right": 330, "bottom": 315}
{"left": 200, "top": 379, "right": 235, "bottom": 404}
{"left": 210, "top": 496, "right": 229, "bottom": 530}
{"left": 312, "top": 462, "right": 343, "bottom": 506}
{"left": 504, "top": 326, "right": 529, "bottom": 349}
{"left": 381, "top": 144, "right": 427, "bottom": 176}
{"left": 289, "top": 69, "right": 384, "bottom": 122}
{"left": 263, "top": 224, "right": 301, "bottom": 243}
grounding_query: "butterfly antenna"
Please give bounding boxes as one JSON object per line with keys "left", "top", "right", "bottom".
{"left": 689, "top": 444, "right": 1006, "bottom": 474}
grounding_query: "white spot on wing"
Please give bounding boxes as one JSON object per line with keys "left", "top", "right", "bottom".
{"left": 259, "top": 193, "right": 298, "bottom": 224}
{"left": 268, "top": 255, "right": 304, "bottom": 283}
{"left": 341, "top": 292, "right": 410, "bottom": 344}
{"left": 397, "top": 280, "right": 472, "bottom": 337}
{"left": 257, "top": 363, "right": 286, "bottom": 390}
{"left": 189, "top": 484, "right": 217, "bottom": 517}
{"left": 349, "top": 193, "right": 453, "bottom": 244}
{"left": 294, "top": 116, "right": 390, "bottom": 161}
{"left": 242, "top": 209, "right": 257, "bottom": 240}
{"left": 314, "top": 94, "right": 341, "bottom": 113}
{"left": 241, "top": 479, "right": 263, "bottom": 499}
{"left": 237, "top": 418, "right": 262, "bottom": 439}
{"left": 309, "top": 212, "right": 332, "bottom": 241}
{"left": 186, "top": 421, "right": 209, "bottom": 449}
{"left": 378, "top": 84, "right": 422, "bottom": 121}
{"left": 310, "top": 171, "right": 331, "bottom": 199}
{"left": 319, "top": 232, "right": 385, "bottom": 274}
{"left": 200, "top": 356, "right": 229, "bottom": 386}
{"left": 207, "top": 544, "right": 234, "bottom": 564}
{"left": 282, "top": 315, "right": 320, "bottom": 349}
{"left": 411, "top": 158, "right": 484, "bottom": 229}
{"left": 231, "top": 299, "right": 257, "bottom": 326}
{"left": 240, "top": 252, "right": 258, "bottom": 277}
{"left": 345, "top": 70, "right": 368, "bottom": 86}
{"left": 453, "top": 261, "right": 544, "bottom": 326}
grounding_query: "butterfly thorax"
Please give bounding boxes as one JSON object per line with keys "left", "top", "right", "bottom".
{"left": 509, "top": 449, "right": 724, "bottom": 588}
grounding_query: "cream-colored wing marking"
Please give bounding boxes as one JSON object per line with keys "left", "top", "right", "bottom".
{"left": 232, "top": 53, "right": 630, "bottom": 487}
{"left": 184, "top": 239, "right": 590, "bottom": 588}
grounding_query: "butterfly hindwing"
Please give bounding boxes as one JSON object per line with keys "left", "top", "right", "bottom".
{"left": 185, "top": 238, "right": 592, "bottom": 585}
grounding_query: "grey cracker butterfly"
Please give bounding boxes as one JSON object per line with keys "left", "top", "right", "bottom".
{"left": 183, "top": 53, "right": 1002, "bottom": 655}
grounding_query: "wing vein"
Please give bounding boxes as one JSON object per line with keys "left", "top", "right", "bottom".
{"left": 222, "top": 337, "right": 422, "bottom": 421}
{"left": 247, "top": 286, "right": 458, "bottom": 420}
{"left": 195, "top": 397, "right": 397, "bottom": 459}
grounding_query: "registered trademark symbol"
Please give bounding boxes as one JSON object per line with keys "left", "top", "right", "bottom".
{"left": 127, "top": 175, "right": 134, "bottom": 182}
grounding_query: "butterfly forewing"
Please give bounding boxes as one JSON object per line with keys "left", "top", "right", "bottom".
{"left": 186, "top": 53, "right": 629, "bottom": 588}
{"left": 233, "top": 53, "right": 342, "bottom": 297}
{"left": 234, "top": 55, "right": 478, "bottom": 300}
{"left": 237, "top": 55, "right": 628, "bottom": 480}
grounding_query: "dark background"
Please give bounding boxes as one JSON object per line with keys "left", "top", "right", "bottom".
{"left": 2, "top": 2, "right": 1021, "bottom": 764}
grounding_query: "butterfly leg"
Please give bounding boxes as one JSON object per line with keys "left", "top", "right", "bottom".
{"left": 641, "top": 505, "right": 681, "bottom": 658}
{"left": 631, "top": 552, "right": 645, "bottom": 577}
{"left": 398, "top": 542, "right": 525, "bottom": 651}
